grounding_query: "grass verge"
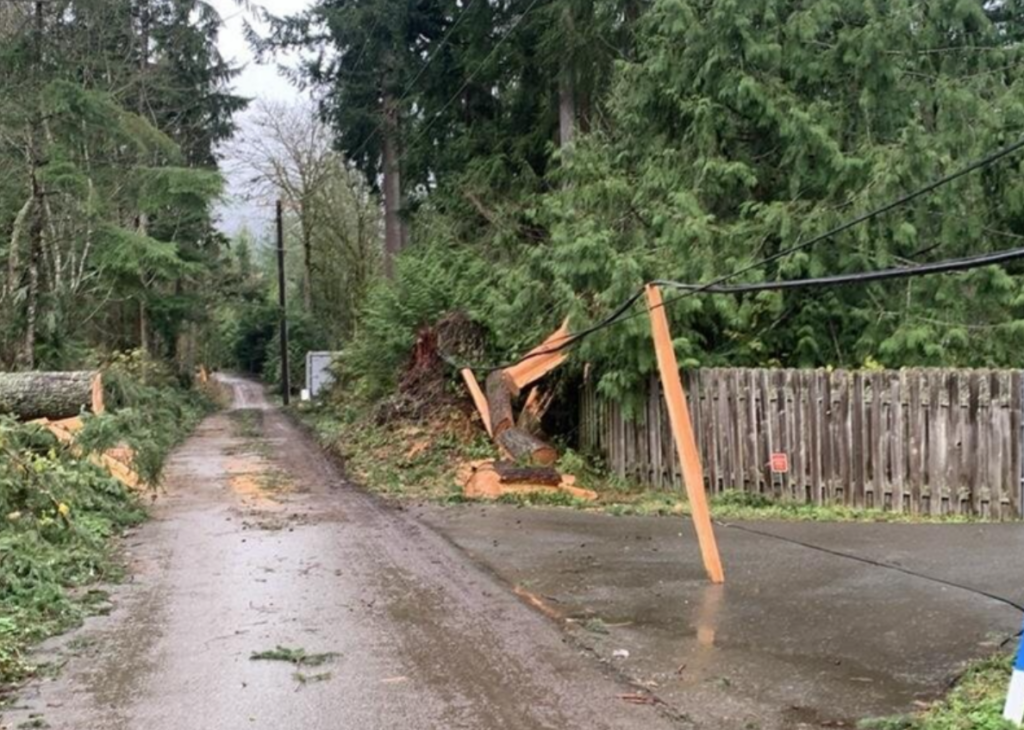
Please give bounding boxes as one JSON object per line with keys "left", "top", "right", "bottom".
{"left": 861, "top": 654, "right": 1016, "bottom": 730}
{"left": 292, "top": 400, "right": 494, "bottom": 502}
{"left": 293, "top": 399, "right": 984, "bottom": 524}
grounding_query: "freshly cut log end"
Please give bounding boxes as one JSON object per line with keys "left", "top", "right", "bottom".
{"left": 495, "top": 427, "right": 558, "bottom": 466}
{"left": 0, "top": 371, "right": 103, "bottom": 421}
{"left": 485, "top": 370, "right": 519, "bottom": 437}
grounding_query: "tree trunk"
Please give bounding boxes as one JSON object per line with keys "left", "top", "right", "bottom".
{"left": 558, "top": 7, "right": 576, "bottom": 150}
{"left": 495, "top": 427, "right": 559, "bottom": 466}
{"left": 485, "top": 370, "right": 519, "bottom": 436}
{"left": 5, "top": 197, "right": 32, "bottom": 300}
{"left": 517, "top": 386, "right": 555, "bottom": 436}
{"left": 558, "top": 66, "right": 575, "bottom": 149}
{"left": 20, "top": 0, "right": 46, "bottom": 370}
{"left": 381, "top": 92, "right": 404, "bottom": 278}
{"left": 0, "top": 371, "right": 102, "bottom": 420}
{"left": 301, "top": 214, "right": 313, "bottom": 311}
{"left": 138, "top": 298, "right": 148, "bottom": 353}
{"left": 21, "top": 170, "right": 43, "bottom": 370}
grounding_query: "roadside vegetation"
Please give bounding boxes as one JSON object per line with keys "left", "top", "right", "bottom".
{"left": 294, "top": 399, "right": 985, "bottom": 524}
{"left": 862, "top": 655, "right": 1016, "bottom": 730}
{"left": 0, "top": 353, "right": 213, "bottom": 695}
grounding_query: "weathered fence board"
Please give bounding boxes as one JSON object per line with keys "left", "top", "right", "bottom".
{"left": 579, "top": 368, "right": 1024, "bottom": 518}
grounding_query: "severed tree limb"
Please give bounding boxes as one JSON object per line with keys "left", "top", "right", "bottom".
{"left": 492, "top": 461, "right": 562, "bottom": 486}
{"left": 485, "top": 370, "right": 519, "bottom": 436}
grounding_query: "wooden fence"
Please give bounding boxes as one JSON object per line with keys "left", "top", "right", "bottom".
{"left": 579, "top": 368, "right": 1024, "bottom": 518}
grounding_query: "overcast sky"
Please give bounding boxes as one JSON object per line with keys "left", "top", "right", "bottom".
{"left": 207, "top": 0, "right": 316, "bottom": 238}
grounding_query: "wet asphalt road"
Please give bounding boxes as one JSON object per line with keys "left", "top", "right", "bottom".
{"left": 5, "top": 376, "right": 1024, "bottom": 729}
{"left": 1, "top": 377, "right": 682, "bottom": 730}
{"left": 417, "top": 504, "right": 1024, "bottom": 729}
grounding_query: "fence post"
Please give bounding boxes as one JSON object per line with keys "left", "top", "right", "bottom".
{"left": 645, "top": 284, "right": 724, "bottom": 584}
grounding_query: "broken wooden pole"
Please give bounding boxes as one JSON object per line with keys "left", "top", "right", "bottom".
{"left": 645, "top": 284, "right": 724, "bottom": 584}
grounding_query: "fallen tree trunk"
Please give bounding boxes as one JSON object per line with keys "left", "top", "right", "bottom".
{"left": 0, "top": 371, "right": 103, "bottom": 420}
{"left": 485, "top": 370, "right": 519, "bottom": 436}
{"left": 496, "top": 427, "right": 558, "bottom": 466}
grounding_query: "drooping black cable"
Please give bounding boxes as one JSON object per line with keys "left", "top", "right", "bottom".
{"left": 604, "top": 136, "right": 1024, "bottom": 331}
{"left": 718, "top": 521, "right": 1024, "bottom": 615}
{"left": 654, "top": 246, "right": 1024, "bottom": 294}
{"left": 448, "top": 245, "right": 1024, "bottom": 373}
{"left": 449, "top": 135, "right": 1024, "bottom": 372}
{"left": 439, "top": 287, "right": 646, "bottom": 372}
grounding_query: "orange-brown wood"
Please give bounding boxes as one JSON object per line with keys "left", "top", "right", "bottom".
{"left": 37, "top": 416, "right": 141, "bottom": 489}
{"left": 90, "top": 373, "right": 105, "bottom": 414}
{"left": 51, "top": 416, "right": 84, "bottom": 433}
{"left": 461, "top": 369, "right": 493, "bottom": 437}
{"left": 485, "top": 370, "right": 519, "bottom": 436}
{"left": 505, "top": 319, "right": 571, "bottom": 391}
{"left": 517, "top": 386, "right": 555, "bottom": 435}
{"left": 645, "top": 284, "right": 724, "bottom": 584}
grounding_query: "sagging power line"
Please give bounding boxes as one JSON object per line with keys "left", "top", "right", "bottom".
{"left": 447, "top": 134, "right": 1024, "bottom": 373}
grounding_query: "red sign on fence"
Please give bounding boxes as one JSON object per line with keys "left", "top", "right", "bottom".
{"left": 770, "top": 452, "right": 789, "bottom": 474}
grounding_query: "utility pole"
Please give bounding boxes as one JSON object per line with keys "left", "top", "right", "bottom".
{"left": 276, "top": 200, "right": 291, "bottom": 405}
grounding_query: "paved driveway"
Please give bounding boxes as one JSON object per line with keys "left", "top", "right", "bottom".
{"left": 419, "top": 504, "right": 1024, "bottom": 728}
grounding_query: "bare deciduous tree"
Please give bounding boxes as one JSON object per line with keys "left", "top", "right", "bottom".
{"left": 229, "top": 99, "right": 383, "bottom": 344}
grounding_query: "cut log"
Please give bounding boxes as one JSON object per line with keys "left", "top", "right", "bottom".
{"left": 485, "top": 370, "right": 519, "bottom": 436}
{"left": 495, "top": 427, "right": 558, "bottom": 466}
{"left": 493, "top": 460, "right": 562, "bottom": 486}
{"left": 0, "top": 371, "right": 103, "bottom": 421}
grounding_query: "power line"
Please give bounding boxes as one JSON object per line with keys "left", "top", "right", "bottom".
{"left": 346, "top": 0, "right": 483, "bottom": 160}
{"left": 445, "top": 132, "right": 1024, "bottom": 370}
{"left": 480, "top": 134, "right": 1024, "bottom": 368}
{"left": 397, "top": 0, "right": 546, "bottom": 164}
{"left": 655, "top": 247, "right": 1024, "bottom": 294}
{"left": 445, "top": 244, "right": 1024, "bottom": 373}
{"left": 624, "top": 134, "right": 1024, "bottom": 324}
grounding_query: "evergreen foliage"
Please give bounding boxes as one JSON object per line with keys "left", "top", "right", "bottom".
{"left": 267, "top": 0, "right": 1024, "bottom": 402}
{"left": 0, "top": 0, "right": 245, "bottom": 371}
